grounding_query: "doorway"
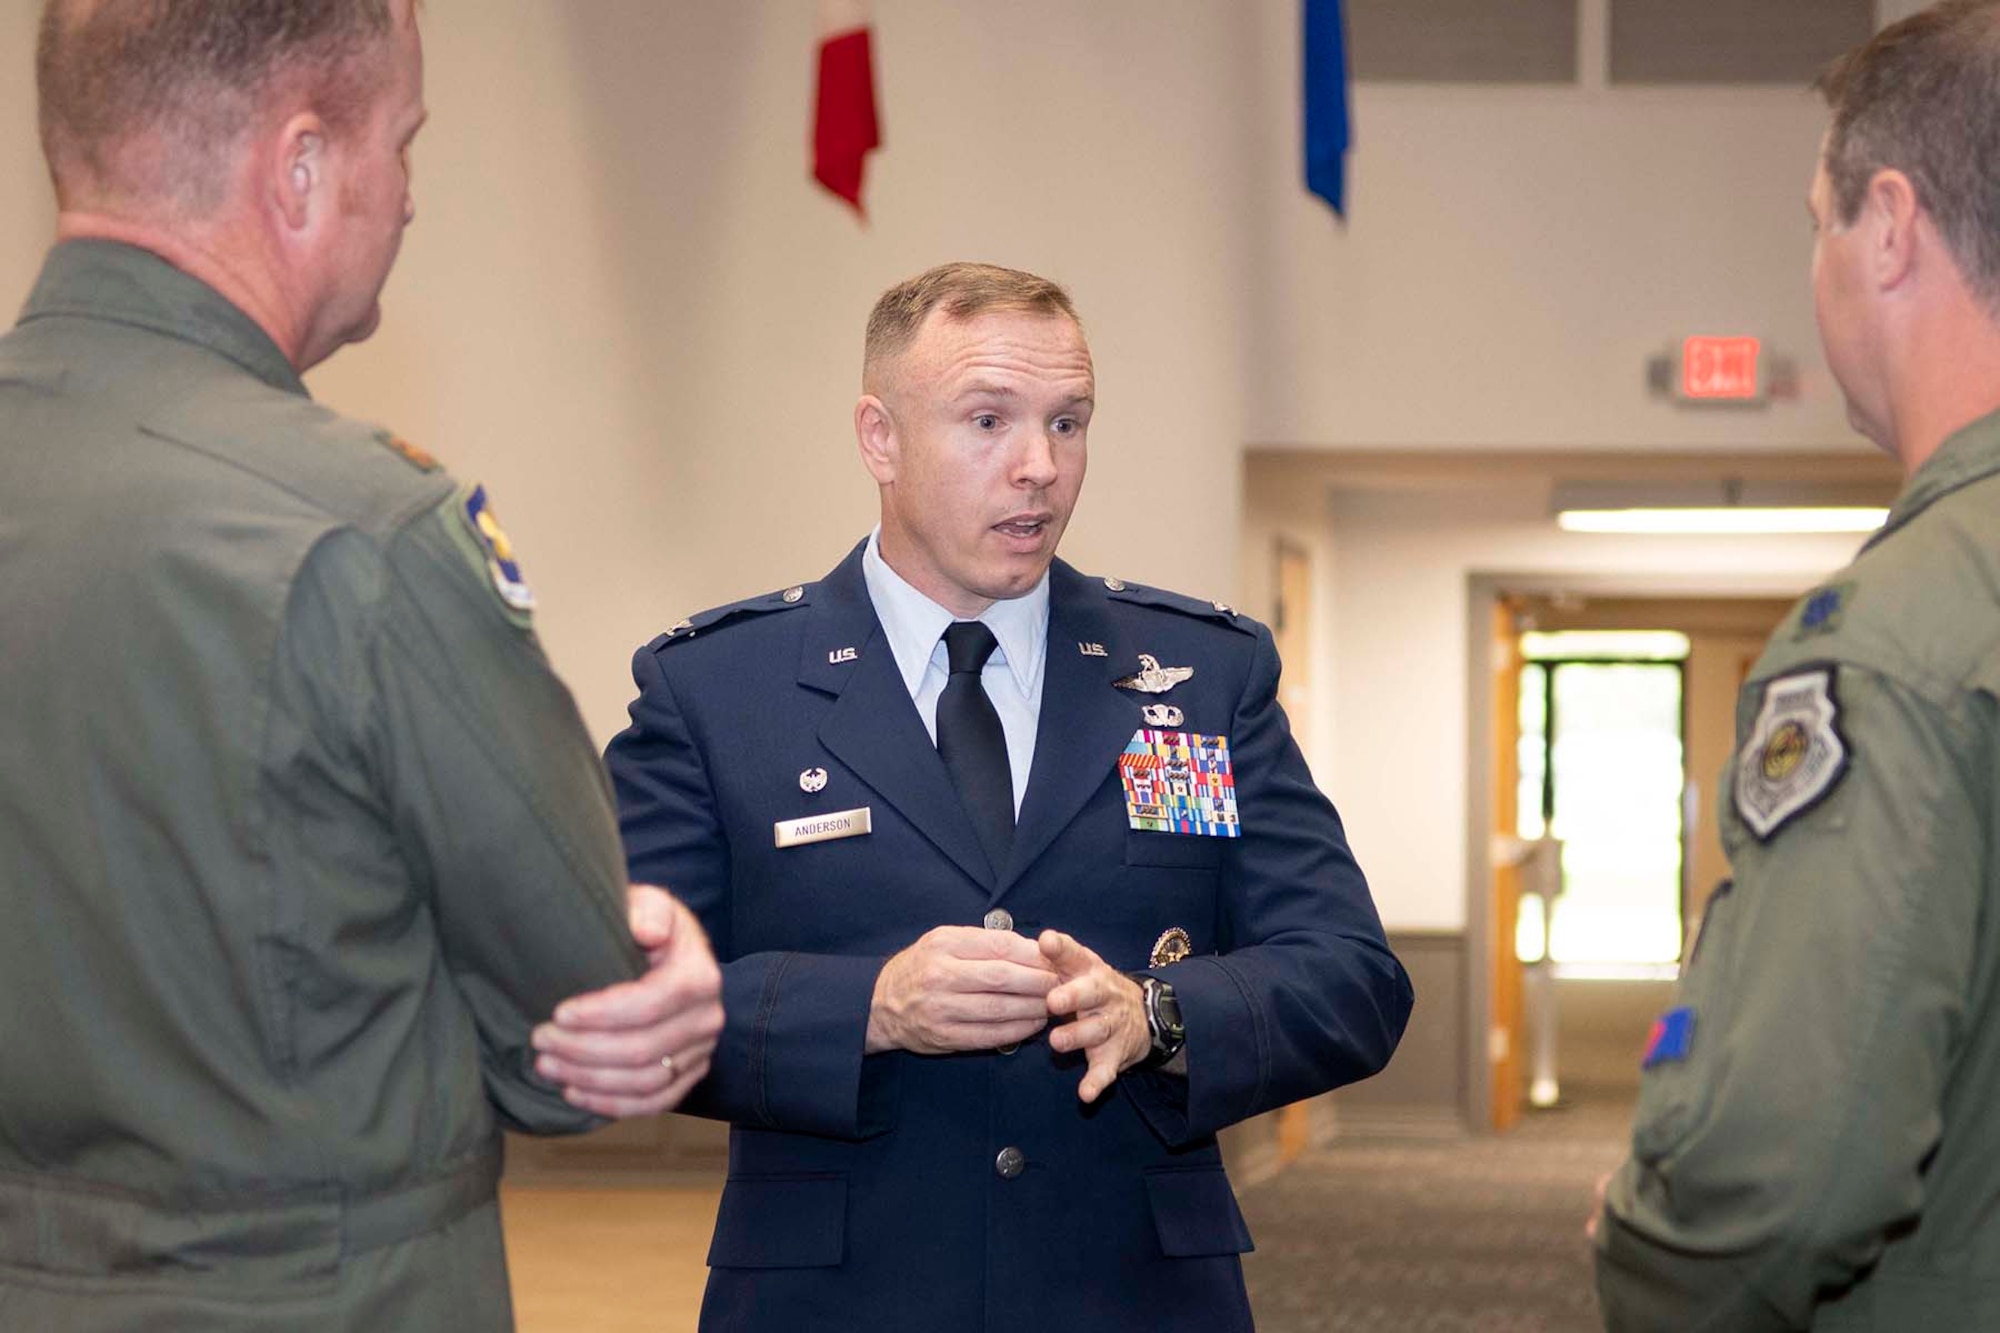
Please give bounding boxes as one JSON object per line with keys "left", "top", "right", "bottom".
{"left": 1477, "top": 593, "right": 1791, "bottom": 1126}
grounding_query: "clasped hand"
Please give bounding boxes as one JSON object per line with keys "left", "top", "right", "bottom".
{"left": 530, "top": 885, "right": 725, "bottom": 1119}
{"left": 867, "top": 926, "right": 1154, "bottom": 1103}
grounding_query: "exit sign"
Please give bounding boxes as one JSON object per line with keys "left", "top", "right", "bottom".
{"left": 1680, "top": 336, "right": 1763, "bottom": 401}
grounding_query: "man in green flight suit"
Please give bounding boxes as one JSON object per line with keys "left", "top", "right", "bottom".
{"left": 1596, "top": 3, "right": 2000, "bottom": 1328}
{"left": 0, "top": 2, "right": 723, "bottom": 1328}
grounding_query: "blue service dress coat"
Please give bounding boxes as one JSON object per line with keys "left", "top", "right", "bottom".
{"left": 605, "top": 543, "right": 1413, "bottom": 1332}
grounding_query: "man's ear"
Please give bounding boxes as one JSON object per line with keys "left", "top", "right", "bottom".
{"left": 273, "top": 114, "right": 329, "bottom": 232}
{"left": 1865, "top": 167, "right": 1922, "bottom": 292}
{"left": 855, "top": 394, "right": 897, "bottom": 485}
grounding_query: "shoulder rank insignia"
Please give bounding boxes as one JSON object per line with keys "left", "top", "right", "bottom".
{"left": 376, "top": 430, "right": 440, "bottom": 473}
{"left": 1113, "top": 654, "right": 1194, "bottom": 695}
{"left": 656, "top": 583, "right": 811, "bottom": 647}
{"left": 1795, "top": 582, "right": 1856, "bottom": 641}
{"left": 1734, "top": 666, "right": 1848, "bottom": 841}
{"left": 458, "top": 483, "right": 535, "bottom": 620}
{"left": 1101, "top": 578, "right": 1258, "bottom": 636}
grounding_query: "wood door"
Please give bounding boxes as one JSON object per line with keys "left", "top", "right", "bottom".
{"left": 1490, "top": 598, "right": 1526, "bottom": 1132}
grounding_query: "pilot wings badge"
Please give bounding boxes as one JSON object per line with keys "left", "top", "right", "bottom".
{"left": 1112, "top": 654, "right": 1194, "bottom": 695}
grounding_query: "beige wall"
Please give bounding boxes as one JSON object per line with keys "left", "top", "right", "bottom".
{"left": 2, "top": 0, "right": 52, "bottom": 315}
{"left": 1243, "top": 0, "right": 1850, "bottom": 451}
{"left": 1236, "top": 465, "right": 1340, "bottom": 776}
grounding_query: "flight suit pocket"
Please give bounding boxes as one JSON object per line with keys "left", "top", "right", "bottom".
{"left": 1125, "top": 832, "right": 1226, "bottom": 870}
{"left": 1143, "top": 1165, "right": 1255, "bottom": 1258}
{"left": 705, "top": 1174, "right": 846, "bottom": 1269}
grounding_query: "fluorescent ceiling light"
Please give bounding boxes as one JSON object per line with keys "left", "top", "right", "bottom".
{"left": 1550, "top": 479, "right": 1893, "bottom": 535}
{"left": 1556, "top": 507, "right": 1889, "bottom": 535}
{"left": 1520, "top": 629, "right": 1691, "bottom": 660}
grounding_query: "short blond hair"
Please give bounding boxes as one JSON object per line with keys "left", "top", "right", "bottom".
{"left": 863, "top": 262, "right": 1081, "bottom": 389}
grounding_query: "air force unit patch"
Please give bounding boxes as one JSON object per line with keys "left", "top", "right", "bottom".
{"left": 1734, "top": 666, "right": 1849, "bottom": 842}
{"left": 456, "top": 483, "right": 536, "bottom": 622}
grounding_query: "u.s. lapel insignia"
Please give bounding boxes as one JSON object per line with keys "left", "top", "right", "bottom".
{"left": 1112, "top": 654, "right": 1194, "bottom": 694}
{"left": 1142, "top": 703, "right": 1184, "bottom": 728}
{"left": 1079, "top": 641, "right": 1109, "bottom": 657}
{"left": 828, "top": 647, "right": 859, "bottom": 664}
{"left": 1150, "top": 927, "right": 1193, "bottom": 967}
{"left": 1733, "top": 667, "right": 1849, "bottom": 841}
{"left": 799, "top": 767, "right": 829, "bottom": 794}
{"left": 1118, "top": 728, "right": 1241, "bottom": 837}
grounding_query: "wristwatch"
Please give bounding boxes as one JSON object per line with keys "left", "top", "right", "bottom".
{"left": 1135, "top": 974, "right": 1185, "bottom": 1067}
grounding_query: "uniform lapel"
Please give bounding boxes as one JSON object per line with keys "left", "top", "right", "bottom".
{"left": 1001, "top": 561, "right": 1144, "bottom": 894}
{"left": 804, "top": 543, "right": 995, "bottom": 889}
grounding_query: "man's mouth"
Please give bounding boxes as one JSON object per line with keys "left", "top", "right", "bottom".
{"left": 992, "top": 514, "right": 1052, "bottom": 541}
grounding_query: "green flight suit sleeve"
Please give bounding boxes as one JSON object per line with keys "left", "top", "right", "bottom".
{"left": 1595, "top": 664, "right": 1987, "bottom": 1331}
{"left": 281, "top": 494, "right": 645, "bottom": 1135}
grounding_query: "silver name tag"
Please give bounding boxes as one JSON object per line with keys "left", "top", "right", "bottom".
{"left": 774, "top": 806, "right": 873, "bottom": 849}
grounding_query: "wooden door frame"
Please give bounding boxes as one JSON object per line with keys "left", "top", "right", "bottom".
{"left": 1462, "top": 570, "right": 1810, "bottom": 1133}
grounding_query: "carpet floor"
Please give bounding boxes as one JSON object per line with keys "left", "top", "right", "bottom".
{"left": 1238, "top": 1098, "right": 1632, "bottom": 1333}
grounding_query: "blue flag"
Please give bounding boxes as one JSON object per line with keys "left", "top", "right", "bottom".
{"left": 1303, "top": 0, "right": 1350, "bottom": 217}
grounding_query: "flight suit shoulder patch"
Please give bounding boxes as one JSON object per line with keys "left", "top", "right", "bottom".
{"left": 1099, "top": 577, "right": 1257, "bottom": 636}
{"left": 1733, "top": 665, "right": 1850, "bottom": 842}
{"left": 435, "top": 481, "right": 535, "bottom": 629}
{"left": 651, "top": 584, "right": 813, "bottom": 649}
{"left": 1641, "top": 1007, "right": 1697, "bottom": 1069}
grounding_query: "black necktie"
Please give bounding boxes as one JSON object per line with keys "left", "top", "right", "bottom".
{"left": 937, "top": 621, "right": 1014, "bottom": 875}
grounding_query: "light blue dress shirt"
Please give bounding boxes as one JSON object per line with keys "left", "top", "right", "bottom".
{"left": 861, "top": 529, "right": 1047, "bottom": 817}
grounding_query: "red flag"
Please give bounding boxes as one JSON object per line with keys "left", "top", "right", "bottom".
{"left": 813, "top": 0, "right": 881, "bottom": 215}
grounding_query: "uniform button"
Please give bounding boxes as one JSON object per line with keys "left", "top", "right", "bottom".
{"left": 997, "top": 1042, "right": 1020, "bottom": 1056}
{"left": 983, "top": 908, "right": 1014, "bottom": 932}
{"left": 1104, "top": 577, "right": 1127, "bottom": 592}
{"left": 781, "top": 586, "right": 805, "bottom": 604}
{"left": 995, "top": 1146, "right": 1026, "bottom": 1179}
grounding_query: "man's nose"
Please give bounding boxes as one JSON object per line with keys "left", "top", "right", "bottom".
{"left": 1015, "top": 429, "right": 1059, "bottom": 486}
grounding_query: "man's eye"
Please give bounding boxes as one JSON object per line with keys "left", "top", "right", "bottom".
{"left": 1052, "top": 418, "right": 1078, "bottom": 435}
{"left": 974, "top": 414, "right": 1000, "bottom": 430}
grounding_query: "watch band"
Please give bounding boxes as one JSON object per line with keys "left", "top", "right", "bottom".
{"left": 1134, "top": 974, "right": 1186, "bottom": 1068}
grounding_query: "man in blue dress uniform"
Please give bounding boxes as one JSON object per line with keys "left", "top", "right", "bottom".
{"left": 591, "top": 263, "right": 1410, "bottom": 1330}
